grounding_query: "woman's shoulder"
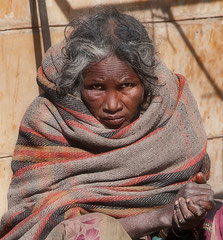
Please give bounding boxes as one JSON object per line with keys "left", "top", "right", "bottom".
{"left": 25, "top": 94, "right": 54, "bottom": 113}
{"left": 21, "top": 94, "right": 57, "bottom": 127}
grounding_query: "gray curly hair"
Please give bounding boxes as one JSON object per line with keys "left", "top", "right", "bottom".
{"left": 56, "top": 7, "right": 158, "bottom": 99}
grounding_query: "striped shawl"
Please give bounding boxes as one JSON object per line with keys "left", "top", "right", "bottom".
{"left": 0, "top": 41, "right": 210, "bottom": 240}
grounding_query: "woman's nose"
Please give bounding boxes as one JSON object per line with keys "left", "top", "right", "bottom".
{"left": 103, "top": 91, "right": 123, "bottom": 114}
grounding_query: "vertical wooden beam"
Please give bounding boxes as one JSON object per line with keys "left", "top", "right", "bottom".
{"left": 37, "top": 0, "right": 52, "bottom": 52}
{"left": 29, "top": 0, "right": 42, "bottom": 69}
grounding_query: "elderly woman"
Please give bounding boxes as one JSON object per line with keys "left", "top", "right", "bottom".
{"left": 1, "top": 7, "right": 222, "bottom": 240}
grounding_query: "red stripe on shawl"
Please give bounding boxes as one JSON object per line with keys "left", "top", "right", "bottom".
{"left": 65, "top": 207, "right": 88, "bottom": 219}
{"left": 56, "top": 103, "right": 100, "bottom": 124}
{"left": 176, "top": 111, "right": 192, "bottom": 157}
{"left": 1, "top": 191, "right": 73, "bottom": 240}
{"left": 66, "top": 120, "right": 95, "bottom": 134}
{"left": 2, "top": 190, "right": 153, "bottom": 239}
{"left": 1, "top": 191, "right": 143, "bottom": 239}
{"left": 12, "top": 127, "right": 162, "bottom": 179}
{"left": 20, "top": 125, "right": 68, "bottom": 144}
{"left": 174, "top": 75, "right": 193, "bottom": 159}
{"left": 14, "top": 148, "right": 92, "bottom": 160}
{"left": 117, "top": 143, "right": 207, "bottom": 187}
{"left": 175, "top": 74, "right": 186, "bottom": 103}
{"left": 175, "top": 143, "right": 207, "bottom": 172}
{"left": 34, "top": 191, "right": 73, "bottom": 214}
{"left": 33, "top": 195, "right": 147, "bottom": 240}
{"left": 12, "top": 155, "right": 89, "bottom": 179}
{"left": 39, "top": 66, "right": 44, "bottom": 76}
{"left": 100, "top": 181, "right": 187, "bottom": 192}
{"left": 19, "top": 125, "right": 43, "bottom": 138}
{"left": 111, "top": 120, "right": 136, "bottom": 139}
{"left": 2, "top": 210, "right": 24, "bottom": 236}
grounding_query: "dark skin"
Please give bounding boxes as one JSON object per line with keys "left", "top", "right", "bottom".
{"left": 118, "top": 173, "right": 214, "bottom": 239}
{"left": 81, "top": 55, "right": 144, "bottom": 130}
{"left": 81, "top": 55, "right": 214, "bottom": 239}
{"left": 172, "top": 172, "right": 214, "bottom": 236}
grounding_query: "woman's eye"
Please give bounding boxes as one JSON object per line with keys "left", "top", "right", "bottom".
{"left": 121, "top": 83, "right": 133, "bottom": 88}
{"left": 92, "top": 84, "right": 103, "bottom": 90}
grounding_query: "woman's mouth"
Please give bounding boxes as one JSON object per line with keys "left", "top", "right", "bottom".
{"left": 102, "top": 116, "right": 125, "bottom": 127}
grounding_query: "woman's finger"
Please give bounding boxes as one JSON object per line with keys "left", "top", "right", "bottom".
{"left": 178, "top": 197, "right": 194, "bottom": 221}
{"left": 173, "top": 198, "right": 206, "bottom": 231}
{"left": 196, "top": 172, "right": 207, "bottom": 184}
{"left": 177, "top": 182, "right": 213, "bottom": 200}
{"left": 179, "top": 182, "right": 212, "bottom": 198}
{"left": 189, "top": 193, "right": 214, "bottom": 206}
{"left": 173, "top": 209, "right": 181, "bottom": 229}
{"left": 185, "top": 182, "right": 212, "bottom": 192}
{"left": 186, "top": 199, "right": 206, "bottom": 217}
{"left": 189, "top": 172, "right": 206, "bottom": 184}
{"left": 194, "top": 199, "right": 214, "bottom": 211}
{"left": 174, "top": 199, "right": 186, "bottom": 226}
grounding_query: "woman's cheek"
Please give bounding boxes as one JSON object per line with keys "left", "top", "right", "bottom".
{"left": 83, "top": 90, "right": 105, "bottom": 113}
{"left": 84, "top": 90, "right": 104, "bottom": 101}
{"left": 126, "top": 88, "right": 144, "bottom": 107}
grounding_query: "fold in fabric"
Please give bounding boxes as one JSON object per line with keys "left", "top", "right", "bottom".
{"left": 0, "top": 41, "right": 210, "bottom": 240}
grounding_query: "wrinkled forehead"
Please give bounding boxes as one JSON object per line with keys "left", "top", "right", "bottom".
{"left": 83, "top": 55, "right": 139, "bottom": 80}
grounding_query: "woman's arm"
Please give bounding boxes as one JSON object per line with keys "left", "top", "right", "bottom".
{"left": 118, "top": 202, "right": 173, "bottom": 239}
{"left": 170, "top": 173, "right": 214, "bottom": 237}
{"left": 118, "top": 173, "right": 214, "bottom": 239}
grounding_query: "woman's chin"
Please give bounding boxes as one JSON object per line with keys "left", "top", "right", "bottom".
{"left": 102, "top": 118, "right": 128, "bottom": 130}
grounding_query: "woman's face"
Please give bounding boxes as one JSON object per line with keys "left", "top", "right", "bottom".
{"left": 81, "top": 55, "right": 144, "bottom": 129}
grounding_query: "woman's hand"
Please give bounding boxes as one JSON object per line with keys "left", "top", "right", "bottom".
{"left": 173, "top": 197, "right": 206, "bottom": 230}
{"left": 176, "top": 181, "right": 214, "bottom": 210}
{"left": 171, "top": 172, "right": 214, "bottom": 235}
{"left": 118, "top": 172, "right": 214, "bottom": 239}
{"left": 176, "top": 172, "right": 214, "bottom": 210}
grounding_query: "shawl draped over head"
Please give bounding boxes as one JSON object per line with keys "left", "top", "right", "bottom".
{"left": 0, "top": 40, "right": 210, "bottom": 240}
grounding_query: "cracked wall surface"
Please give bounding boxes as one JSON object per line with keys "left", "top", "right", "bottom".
{"left": 0, "top": 0, "right": 222, "bottom": 218}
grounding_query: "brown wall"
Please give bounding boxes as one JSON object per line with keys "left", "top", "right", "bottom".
{"left": 0, "top": 0, "right": 223, "bottom": 217}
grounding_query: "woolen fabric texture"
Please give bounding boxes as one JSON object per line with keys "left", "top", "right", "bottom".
{"left": 0, "top": 40, "right": 210, "bottom": 240}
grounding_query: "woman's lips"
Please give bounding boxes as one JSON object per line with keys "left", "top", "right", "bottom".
{"left": 102, "top": 116, "right": 125, "bottom": 126}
